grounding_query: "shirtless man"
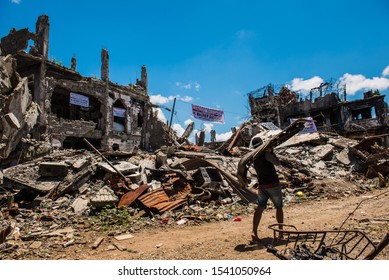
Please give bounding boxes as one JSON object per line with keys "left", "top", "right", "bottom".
{"left": 250, "top": 136, "right": 283, "bottom": 243}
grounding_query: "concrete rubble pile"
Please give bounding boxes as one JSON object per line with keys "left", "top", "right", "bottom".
{"left": 0, "top": 54, "right": 48, "bottom": 166}
{"left": 0, "top": 119, "right": 388, "bottom": 258}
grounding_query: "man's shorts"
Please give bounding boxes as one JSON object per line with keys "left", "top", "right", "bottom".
{"left": 257, "top": 185, "right": 283, "bottom": 209}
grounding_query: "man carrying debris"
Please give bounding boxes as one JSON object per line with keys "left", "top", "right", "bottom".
{"left": 250, "top": 136, "right": 283, "bottom": 243}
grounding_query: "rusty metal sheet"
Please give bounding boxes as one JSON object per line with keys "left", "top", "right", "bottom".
{"left": 138, "top": 188, "right": 188, "bottom": 213}
{"left": 118, "top": 184, "right": 149, "bottom": 208}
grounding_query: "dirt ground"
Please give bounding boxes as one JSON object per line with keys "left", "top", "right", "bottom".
{"left": 43, "top": 187, "right": 388, "bottom": 260}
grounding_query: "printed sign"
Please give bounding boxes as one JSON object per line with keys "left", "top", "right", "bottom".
{"left": 113, "top": 107, "right": 126, "bottom": 118}
{"left": 70, "top": 92, "right": 89, "bottom": 107}
{"left": 290, "top": 117, "right": 317, "bottom": 134}
{"left": 191, "top": 104, "right": 225, "bottom": 124}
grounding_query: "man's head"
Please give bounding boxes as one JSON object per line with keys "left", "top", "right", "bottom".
{"left": 251, "top": 136, "right": 263, "bottom": 149}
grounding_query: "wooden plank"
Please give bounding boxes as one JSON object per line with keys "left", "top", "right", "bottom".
{"left": 91, "top": 236, "right": 104, "bottom": 249}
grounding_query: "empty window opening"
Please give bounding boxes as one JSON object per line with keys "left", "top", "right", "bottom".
{"left": 113, "top": 99, "right": 127, "bottom": 133}
{"left": 311, "top": 112, "right": 326, "bottom": 127}
{"left": 133, "top": 99, "right": 145, "bottom": 128}
{"left": 351, "top": 107, "right": 373, "bottom": 121}
{"left": 51, "top": 88, "right": 102, "bottom": 127}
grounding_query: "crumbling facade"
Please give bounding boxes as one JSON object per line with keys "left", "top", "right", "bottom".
{"left": 1, "top": 15, "right": 167, "bottom": 153}
{"left": 248, "top": 84, "right": 389, "bottom": 146}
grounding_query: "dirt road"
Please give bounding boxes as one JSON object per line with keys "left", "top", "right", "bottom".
{"left": 56, "top": 188, "right": 389, "bottom": 260}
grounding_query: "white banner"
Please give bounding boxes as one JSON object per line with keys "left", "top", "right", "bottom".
{"left": 290, "top": 117, "right": 317, "bottom": 134}
{"left": 113, "top": 107, "right": 126, "bottom": 118}
{"left": 191, "top": 104, "right": 224, "bottom": 124}
{"left": 70, "top": 92, "right": 89, "bottom": 107}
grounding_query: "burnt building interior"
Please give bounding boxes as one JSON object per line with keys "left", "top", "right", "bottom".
{"left": 0, "top": 15, "right": 169, "bottom": 152}
{"left": 248, "top": 83, "right": 389, "bottom": 146}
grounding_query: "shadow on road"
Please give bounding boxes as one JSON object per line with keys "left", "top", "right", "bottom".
{"left": 234, "top": 237, "right": 273, "bottom": 252}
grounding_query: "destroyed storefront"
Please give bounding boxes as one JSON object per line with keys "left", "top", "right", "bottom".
{"left": 0, "top": 15, "right": 167, "bottom": 158}
{"left": 248, "top": 84, "right": 389, "bottom": 146}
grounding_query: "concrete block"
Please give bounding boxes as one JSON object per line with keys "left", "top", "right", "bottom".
{"left": 71, "top": 197, "right": 90, "bottom": 214}
{"left": 97, "top": 161, "right": 138, "bottom": 175}
{"left": 0, "top": 59, "right": 12, "bottom": 94}
{"left": 336, "top": 148, "right": 351, "bottom": 165}
{"left": 4, "top": 113, "right": 21, "bottom": 129}
{"left": 90, "top": 186, "right": 118, "bottom": 207}
{"left": 311, "top": 144, "right": 334, "bottom": 160}
{"left": 39, "top": 162, "right": 69, "bottom": 177}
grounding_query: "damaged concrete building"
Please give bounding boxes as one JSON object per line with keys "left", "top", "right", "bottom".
{"left": 0, "top": 15, "right": 168, "bottom": 157}
{"left": 248, "top": 83, "right": 389, "bottom": 146}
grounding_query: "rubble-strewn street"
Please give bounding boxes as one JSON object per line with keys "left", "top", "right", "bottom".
{"left": 1, "top": 127, "right": 388, "bottom": 259}
{"left": 1, "top": 14, "right": 389, "bottom": 261}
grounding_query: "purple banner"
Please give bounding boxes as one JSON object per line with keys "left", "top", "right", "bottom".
{"left": 191, "top": 104, "right": 224, "bottom": 124}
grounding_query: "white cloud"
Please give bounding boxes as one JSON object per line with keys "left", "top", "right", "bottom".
{"left": 150, "top": 94, "right": 193, "bottom": 105}
{"left": 172, "top": 123, "right": 185, "bottom": 136}
{"left": 181, "top": 96, "right": 193, "bottom": 102}
{"left": 184, "top": 119, "right": 193, "bottom": 126}
{"left": 216, "top": 131, "right": 233, "bottom": 142}
{"left": 382, "top": 65, "right": 389, "bottom": 77}
{"left": 153, "top": 108, "right": 167, "bottom": 123}
{"left": 339, "top": 73, "right": 389, "bottom": 95}
{"left": 175, "top": 81, "right": 201, "bottom": 91}
{"left": 203, "top": 123, "right": 214, "bottom": 133}
{"left": 291, "top": 76, "right": 324, "bottom": 93}
{"left": 11, "top": 0, "right": 21, "bottom": 4}
{"left": 150, "top": 94, "right": 169, "bottom": 105}
{"left": 194, "top": 82, "right": 201, "bottom": 91}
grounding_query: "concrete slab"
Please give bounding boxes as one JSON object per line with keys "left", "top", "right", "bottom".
{"left": 38, "top": 162, "right": 69, "bottom": 177}
{"left": 97, "top": 161, "right": 138, "bottom": 175}
{"left": 71, "top": 197, "right": 90, "bottom": 214}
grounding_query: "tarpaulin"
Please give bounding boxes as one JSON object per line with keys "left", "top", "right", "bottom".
{"left": 191, "top": 104, "right": 224, "bottom": 124}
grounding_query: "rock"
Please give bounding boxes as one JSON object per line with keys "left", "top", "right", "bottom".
{"left": 71, "top": 197, "right": 89, "bottom": 214}
{"left": 156, "top": 151, "right": 167, "bottom": 168}
{"left": 0, "top": 58, "right": 12, "bottom": 94}
{"left": 114, "top": 233, "right": 134, "bottom": 241}
{"left": 4, "top": 113, "right": 21, "bottom": 129}
{"left": 336, "top": 148, "right": 351, "bottom": 165}
{"left": 311, "top": 144, "right": 334, "bottom": 160}
{"left": 314, "top": 161, "right": 326, "bottom": 169}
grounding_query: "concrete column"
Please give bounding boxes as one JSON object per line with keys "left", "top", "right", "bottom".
{"left": 141, "top": 65, "right": 148, "bottom": 92}
{"left": 101, "top": 48, "right": 109, "bottom": 82}
{"left": 35, "top": 15, "right": 49, "bottom": 58}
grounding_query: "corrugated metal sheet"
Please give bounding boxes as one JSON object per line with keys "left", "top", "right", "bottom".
{"left": 138, "top": 186, "right": 190, "bottom": 213}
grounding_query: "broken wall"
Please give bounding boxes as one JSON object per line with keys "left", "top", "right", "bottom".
{"left": 1, "top": 15, "right": 158, "bottom": 153}
{"left": 0, "top": 55, "right": 39, "bottom": 160}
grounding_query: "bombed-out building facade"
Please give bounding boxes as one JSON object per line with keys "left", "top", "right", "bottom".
{"left": 248, "top": 83, "right": 389, "bottom": 146}
{"left": 0, "top": 15, "right": 168, "bottom": 154}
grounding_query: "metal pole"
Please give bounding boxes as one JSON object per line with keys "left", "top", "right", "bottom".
{"left": 168, "top": 97, "right": 176, "bottom": 135}
{"left": 83, "top": 138, "right": 127, "bottom": 179}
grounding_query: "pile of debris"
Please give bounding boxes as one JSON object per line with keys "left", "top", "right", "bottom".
{"left": 0, "top": 54, "right": 42, "bottom": 163}
{"left": 0, "top": 118, "right": 388, "bottom": 259}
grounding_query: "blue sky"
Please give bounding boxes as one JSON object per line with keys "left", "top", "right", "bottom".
{"left": 2, "top": 0, "right": 389, "bottom": 142}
